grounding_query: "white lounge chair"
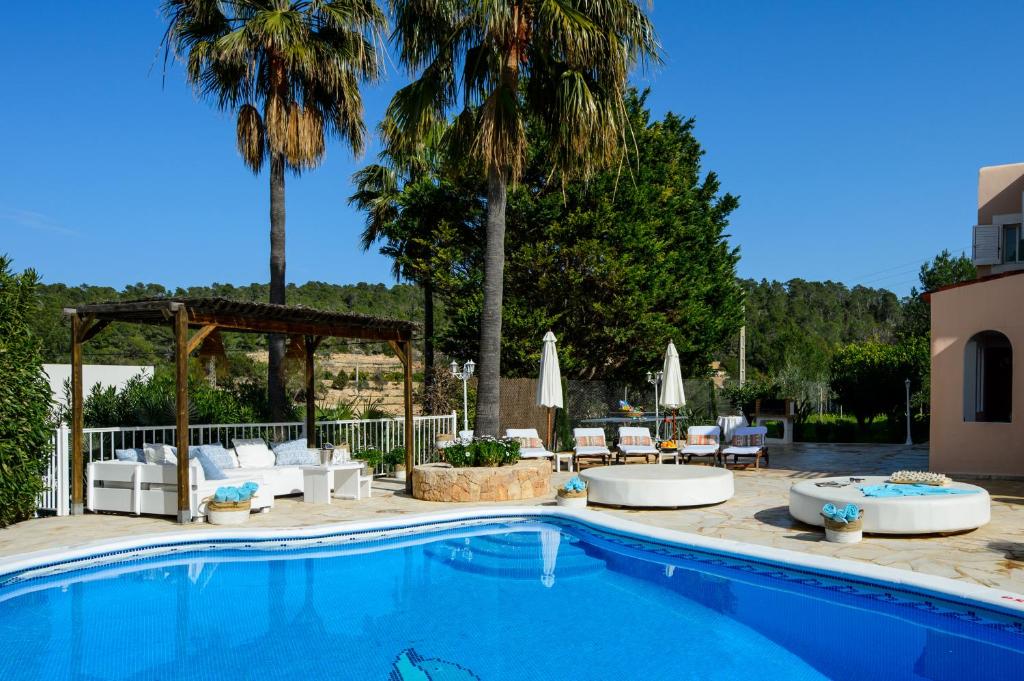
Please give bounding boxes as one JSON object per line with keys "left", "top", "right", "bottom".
{"left": 573, "top": 427, "right": 612, "bottom": 470}
{"left": 680, "top": 425, "right": 721, "bottom": 466}
{"left": 721, "top": 425, "right": 769, "bottom": 469}
{"left": 616, "top": 426, "right": 658, "bottom": 464}
{"left": 506, "top": 428, "right": 556, "bottom": 468}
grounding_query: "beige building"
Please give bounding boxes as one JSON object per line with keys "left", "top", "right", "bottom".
{"left": 928, "top": 163, "right": 1023, "bottom": 477}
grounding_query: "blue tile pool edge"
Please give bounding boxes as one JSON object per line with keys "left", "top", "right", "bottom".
{"left": 1, "top": 507, "right": 1022, "bottom": 625}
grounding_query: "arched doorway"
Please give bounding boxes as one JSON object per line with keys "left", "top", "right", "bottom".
{"left": 963, "top": 331, "right": 1012, "bottom": 422}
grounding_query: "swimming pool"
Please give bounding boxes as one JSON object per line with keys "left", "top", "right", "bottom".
{"left": 1, "top": 510, "right": 1021, "bottom": 680}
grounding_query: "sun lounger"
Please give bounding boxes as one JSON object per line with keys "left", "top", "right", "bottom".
{"left": 616, "top": 426, "right": 658, "bottom": 464}
{"left": 721, "top": 426, "right": 769, "bottom": 469}
{"left": 680, "top": 425, "right": 721, "bottom": 466}
{"left": 573, "top": 427, "right": 612, "bottom": 470}
{"left": 506, "top": 428, "right": 556, "bottom": 468}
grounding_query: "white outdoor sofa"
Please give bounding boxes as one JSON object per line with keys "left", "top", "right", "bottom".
{"left": 505, "top": 428, "right": 556, "bottom": 468}
{"left": 87, "top": 459, "right": 277, "bottom": 519}
{"left": 86, "top": 438, "right": 354, "bottom": 520}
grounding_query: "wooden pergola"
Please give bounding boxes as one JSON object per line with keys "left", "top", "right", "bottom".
{"left": 65, "top": 297, "right": 418, "bottom": 523}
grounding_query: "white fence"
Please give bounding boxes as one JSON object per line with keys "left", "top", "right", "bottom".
{"left": 39, "top": 413, "right": 457, "bottom": 516}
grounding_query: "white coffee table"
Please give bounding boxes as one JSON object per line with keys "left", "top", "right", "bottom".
{"left": 301, "top": 463, "right": 367, "bottom": 504}
{"left": 580, "top": 464, "right": 734, "bottom": 508}
{"left": 789, "top": 476, "right": 990, "bottom": 534}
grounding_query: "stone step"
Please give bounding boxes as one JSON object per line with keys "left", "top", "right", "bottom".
{"left": 425, "top": 533, "right": 605, "bottom": 581}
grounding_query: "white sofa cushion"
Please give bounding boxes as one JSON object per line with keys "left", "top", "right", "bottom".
{"left": 143, "top": 443, "right": 177, "bottom": 465}
{"left": 233, "top": 438, "right": 275, "bottom": 468}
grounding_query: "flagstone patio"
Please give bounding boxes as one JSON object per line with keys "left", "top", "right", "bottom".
{"left": 3, "top": 443, "right": 1023, "bottom": 596}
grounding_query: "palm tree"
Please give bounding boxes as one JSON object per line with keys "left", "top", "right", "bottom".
{"left": 162, "top": 0, "right": 386, "bottom": 419}
{"left": 350, "top": 138, "right": 480, "bottom": 400}
{"left": 383, "top": 0, "right": 659, "bottom": 436}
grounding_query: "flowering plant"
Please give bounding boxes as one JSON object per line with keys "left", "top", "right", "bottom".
{"left": 557, "top": 476, "right": 587, "bottom": 498}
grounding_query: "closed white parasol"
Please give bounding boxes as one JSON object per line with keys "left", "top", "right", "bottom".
{"left": 660, "top": 341, "right": 686, "bottom": 409}
{"left": 537, "top": 331, "right": 564, "bottom": 447}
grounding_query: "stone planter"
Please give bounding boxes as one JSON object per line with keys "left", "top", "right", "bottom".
{"left": 412, "top": 460, "right": 551, "bottom": 502}
{"left": 394, "top": 465, "right": 407, "bottom": 481}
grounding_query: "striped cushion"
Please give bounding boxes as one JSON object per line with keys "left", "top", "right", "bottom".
{"left": 620, "top": 435, "right": 652, "bottom": 446}
{"left": 732, "top": 433, "right": 764, "bottom": 447}
{"left": 688, "top": 434, "right": 717, "bottom": 446}
{"left": 518, "top": 437, "right": 543, "bottom": 449}
{"left": 576, "top": 435, "right": 605, "bottom": 447}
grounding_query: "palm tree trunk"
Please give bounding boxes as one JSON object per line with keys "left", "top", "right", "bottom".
{"left": 423, "top": 276, "right": 435, "bottom": 400}
{"left": 268, "top": 152, "right": 288, "bottom": 420}
{"left": 475, "top": 166, "right": 507, "bottom": 437}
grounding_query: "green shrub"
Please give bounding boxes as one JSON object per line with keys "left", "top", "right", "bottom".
{"left": 829, "top": 339, "right": 928, "bottom": 431}
{"left": 442, "top": 437, "right": 520, "bottom": 467}
{"left": 384, "top": 446, "right": 406, "bottom": 468}
{"left": 720, "top": 378, "right": 778, "bottom": 422}
{"left": 0, "top": 257, "right": 54, "bottom": 527}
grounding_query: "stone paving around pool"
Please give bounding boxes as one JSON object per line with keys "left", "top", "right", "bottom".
{"left": 2, "top": 443, "right": 1023, "bottom": 596}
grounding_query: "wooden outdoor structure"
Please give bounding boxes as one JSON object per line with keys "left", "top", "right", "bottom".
{"left": 65, "top": 297, "right": 418, "bottom": 523}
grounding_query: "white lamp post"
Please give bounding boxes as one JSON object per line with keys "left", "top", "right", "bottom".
{"left": 904, "top": 378, "right": 913, "bottom": 446}
{"left": 450, "top": 359, "right": 475, "bottom": 433}
{"left": 647, "top": 370, "right": 663, "bottom": 439}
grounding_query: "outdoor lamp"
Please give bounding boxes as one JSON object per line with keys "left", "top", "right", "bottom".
{"left": 451, "top": 360, "right": 475, "bottom": 432}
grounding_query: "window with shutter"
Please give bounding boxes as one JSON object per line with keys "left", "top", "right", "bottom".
{"left": 972, "top": 224, "right": 1000, "bottom": 265}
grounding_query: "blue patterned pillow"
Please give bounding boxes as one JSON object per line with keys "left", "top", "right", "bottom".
{"left": 191, "top": 445, "right": 228, "bottom": 480}
{"left": 272, "top": 439, "right": 318, "bottom": 466}
{"left": 114, "top": 448, "right": 145, "bottom": 462}
{"left": 192, "top": 443, "right": 237, "bottom": 470}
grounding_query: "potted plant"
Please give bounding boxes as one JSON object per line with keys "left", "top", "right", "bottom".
{"left": 355, "top": 448, "right": 383, "bottom": 477}
{"left": 385, "top": 446, "right": 406, "bottom": 480}
{"left": 821, "top": 503, "right": 862, "bottom": 543}
{"left": 556, "top": 476, "right": 588, "bottom": 508}
{"left": 206, "top": 482, "right": 259, "bottom": 525}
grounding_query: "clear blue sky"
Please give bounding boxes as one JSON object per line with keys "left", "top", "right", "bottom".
{"left": 2, "top": 1, "right": 1022, "bottom": 296}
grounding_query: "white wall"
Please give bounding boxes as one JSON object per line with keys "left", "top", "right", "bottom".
{"left": 43, "top": 364, "right": 153, "bottom": 407}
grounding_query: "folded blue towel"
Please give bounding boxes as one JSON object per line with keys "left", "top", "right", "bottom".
{"left": 821, "top": 502, "right": 858, "bottom": 524}
{"left": 861, "top": 484, "right": 978, "bottom": 498}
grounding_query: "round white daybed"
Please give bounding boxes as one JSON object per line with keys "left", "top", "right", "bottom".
{"left": 580, "top": 465, "right": 734, "bottom": 508}
{"left": 789, "top": 476, "right": 991, "bottom": 535}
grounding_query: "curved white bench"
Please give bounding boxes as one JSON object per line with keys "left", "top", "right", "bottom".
{"left": 789, "top": 476, "right": 991, "bottom": 535}
{"left": 580, "top": 465, "right": 734, "bottom": 508}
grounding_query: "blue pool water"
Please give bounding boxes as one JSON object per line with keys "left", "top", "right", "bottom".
{"left": 0, "top": 518, "right": 1022, "bottom": 680}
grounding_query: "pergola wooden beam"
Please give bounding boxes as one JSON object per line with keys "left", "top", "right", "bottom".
{"left": 174, "top": 307, "right": 190, "bottom": 524}
{"left": 70, "top": 313, "right": 84, "bottom": 515}
{"left": 66, "top": 297, "right": 418, "bottom": 523}
{"left": 186, "top": 324, "right": 219, "bottom": 355}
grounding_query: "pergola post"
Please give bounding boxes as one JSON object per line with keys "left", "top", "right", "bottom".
{"left": 304, "top": 335, "right": 316, "bottom": 449}
{"left": 70, "top": 313, "right": 84, "bottom": 515}
{"left": 402, "top": 338, "right": 414, "bottom": 494}
{"left": 174, "top": 305, "right": 191, "bottom": 524}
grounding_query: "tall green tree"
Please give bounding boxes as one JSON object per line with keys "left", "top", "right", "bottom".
{"left": 897, "top": 249, "right": 976, "bottom": 340}
{"left": 440, "top": 91, "right": 743, "bottom": 382}
{"left": 350, "top": 140, "right": 481, "bottom": 397}
{"left": 384, "top": 0, "right": 659, "bottom": 436}
{"left": 162, "top": 0, "right": 386, "bottom": 419}
{"left": 0, "top": 256, "right": 53, "bottom": 527}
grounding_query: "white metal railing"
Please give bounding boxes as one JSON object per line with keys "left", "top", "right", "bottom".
{"left": 37, "top": 412, "right": 457, "bottom": 516}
